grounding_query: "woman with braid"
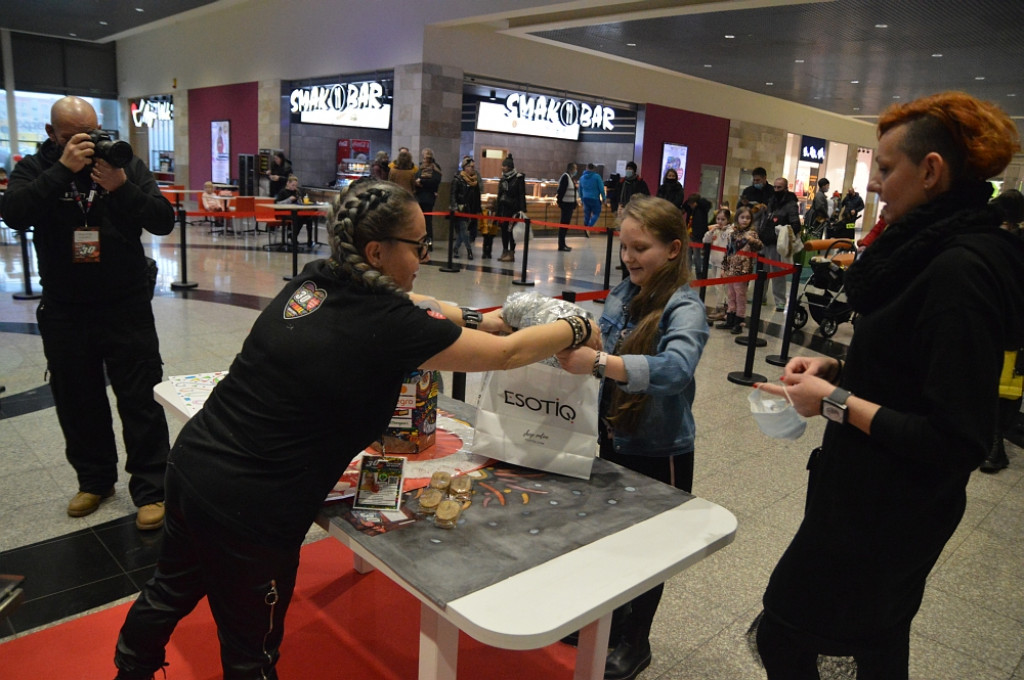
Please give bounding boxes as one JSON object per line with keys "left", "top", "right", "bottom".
{"left": 113, "top": 180, "right": 600, "bottom": 680}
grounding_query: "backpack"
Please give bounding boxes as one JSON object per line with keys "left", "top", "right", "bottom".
{"left": 755, "top": 206, "right": 777, "bottom": 246}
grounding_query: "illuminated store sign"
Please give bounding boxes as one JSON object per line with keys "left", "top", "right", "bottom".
{"left": 130, "top": 97, "right": 173, "bottom": 128}
{"left": 289, "top": 81, "right": 391, "bottom": 129}
{"left": 800, "top": 135, "right": 827, "bottom": 163}
{"left": 477, "top": 92, "right": 616, "bottom": 141}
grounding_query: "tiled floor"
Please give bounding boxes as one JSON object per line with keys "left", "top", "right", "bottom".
{"left": 0, "top": 214, "right": 1021, "bottom": 678}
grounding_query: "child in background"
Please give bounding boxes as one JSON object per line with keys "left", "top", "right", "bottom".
{"left": 201, "top": 181, "right": 226, "bottom": 229}
{"left": 716, "top": 205, "right": 762, "bottom": 334}
{"left": 702, "top": 208, "right": 732, "bottom": 321}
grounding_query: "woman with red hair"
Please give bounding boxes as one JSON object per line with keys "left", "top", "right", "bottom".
{"left": 753, "top": 92, "right": 1024, "bottom": 677}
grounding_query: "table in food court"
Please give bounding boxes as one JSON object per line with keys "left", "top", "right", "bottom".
{"left": 153, "top": 380, "right": 737, "bottom": 680}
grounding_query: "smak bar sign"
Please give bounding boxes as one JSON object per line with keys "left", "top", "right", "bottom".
{"left": 477, "top": 92, "right": 616, "bottom": 141}
{"left": 289, "top": 80, "right": 391, "bottom": 129}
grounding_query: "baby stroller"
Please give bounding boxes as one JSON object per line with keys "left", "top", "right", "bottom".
{"left": 791, "top": 239, "right": 857, "bottom": 338}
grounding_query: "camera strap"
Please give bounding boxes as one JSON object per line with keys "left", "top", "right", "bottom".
{"left": 68, "top": 180, "right": 100, "bottom": 224}
{"left": 69, "top": 180, "right": 102, "bottom": 263}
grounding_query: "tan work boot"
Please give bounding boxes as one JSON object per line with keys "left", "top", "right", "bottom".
{"left": 136, "top": 502, "right": 165, "bottom": 531}
{"left": 67, "top": 488, "right": 115, "bottom": 517}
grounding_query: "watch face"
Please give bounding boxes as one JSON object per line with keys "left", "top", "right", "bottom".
{"left": 822, "top": 400, "right": 845, "bottom": 423}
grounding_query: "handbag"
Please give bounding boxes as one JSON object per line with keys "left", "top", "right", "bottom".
{"left": 474, "top": 362, "right": 599, "bottom": 479}
{"left": 510, "top": 211, "right": 531, "bottom": 241}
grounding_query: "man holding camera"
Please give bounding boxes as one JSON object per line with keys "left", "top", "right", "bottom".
{"left": 1, "top": 96, "right": 175, "bottom": 530}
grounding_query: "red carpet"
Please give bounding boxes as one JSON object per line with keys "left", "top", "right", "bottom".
{"left": 1, "top": 538, "right": 578, "bottom": 680}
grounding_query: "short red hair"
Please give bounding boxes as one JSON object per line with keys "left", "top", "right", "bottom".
{"left": 877, "top": 91, "right": 1020, "bottom": 182}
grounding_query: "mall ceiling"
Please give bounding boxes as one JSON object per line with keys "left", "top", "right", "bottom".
{"left": 1, "top": 0, "right": 1022, "bottom": 121}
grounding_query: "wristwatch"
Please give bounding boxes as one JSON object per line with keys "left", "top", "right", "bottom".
{"left": 460, "top": 307, "right": 483, "bottom": 329}
{"left": 821, "top": 387, "right": 851, "bottom": 425}
{"left": 592, "top": 351, "right": 608, "bottom": 379}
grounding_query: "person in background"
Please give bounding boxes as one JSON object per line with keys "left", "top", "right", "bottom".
{"left": 267, "top": 151, "right": 292, "bottom": 197}
{"left": 656, "top": 168, "right": 685, "bottom": 210}
{"left": 0, "top": 95, "right": 174, "bottom": 531}
{"left": 740, "top": 166, "right": 773, "bottom": 207}
{"left": 606, "top": 172, "right": 622, "bottom": 214}
{"left": 496, "top": 154, "right": 527, "bottom": 262}
{"left": 579, "top": 163, "right": 606, "bottom": 229}
{"left": 0, "top": 167, "right": 8, "bottom": 192}
{"left": 555, "top": 161, "right": 578, "bottom": 251}
{"left": 617, "top": 161, "right": 649, "bottom": 216}
{"left": 388, "top": 146, "right": 417, "bottom": 173}
{"left": 112, "top": 179, "right": 600, "bottom": 680}
{"left": 275, "top": 175, "right": 315, "bottom": 247}
{"left": 413, "top": 148, "right": 442, "bottom": 248}
{"left": 760, "top": 177, "right": 801, "bottom": 311}
{"left": 702, "top": 207, "right": 734, "bottom": 323}
{"left": 201, "top": 181, "right": 226, "bottom": 230}
{"left": 857, "top": 215, "right": 887, "bottom": 250}
{"left": 753, "top": 91, "right": 1024, "bottom": 679}
{"left": 840, "top": 186, "right": 865, "bottom": 223}
{"left": 370, "top": 151, "right": 390, "bottom": 181}
{"left": 449, "top": 156, "right": 481, "bottom": 259}
{"left": 557, "top": 194, "right": 708, "bottom": 680}
{"left": 807, "top": 177, "right": 830, "bottom": 231}
{"left": 387, "top": 150, "right": 417, "bottom": 196}
{"left": 715, "top": 205, "right": 762, "bottom": 334}
{"left": 682, "top": 193, "right": 713, "bottom": 277}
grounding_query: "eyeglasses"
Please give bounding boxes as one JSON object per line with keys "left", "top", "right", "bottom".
{"left": 386, "top": 236, "right": 431, "bottom": 260}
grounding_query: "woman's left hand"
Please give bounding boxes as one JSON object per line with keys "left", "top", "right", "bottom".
{"left": 479, "top": 309, "right": 514, "bottom": 334}
{"left": 556, "top": 347, "right": 596, "bottom": 376}
{"left": 756, "top": 372, "right": 834, "bottom": 418}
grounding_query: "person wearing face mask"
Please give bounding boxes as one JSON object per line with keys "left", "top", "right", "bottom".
{"left": 741, "top": 167, "right": 773, "bottom": 207}
{"left": 752, "top": 92, "right": 1024, "bottom": 679}
{"left": 0, "top": 96, "right": 175, "bottom": 531}
{"left": 759, "top": 177, "right": 802, "bottom": 311}
{"left": 618, "top": 161, "right": 650, "bottom": 216}
{"left": 495, "top": 154, "right": 527, "bottom": 262}
{"left": 557, "top": 194, "right": 709, "bottom": 680}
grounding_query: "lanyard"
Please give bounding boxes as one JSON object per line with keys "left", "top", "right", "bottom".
{"left": 68, "top": 181, "right": 100, "bottom": 224}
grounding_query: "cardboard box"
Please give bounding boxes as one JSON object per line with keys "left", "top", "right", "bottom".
{"left": 372, "top": 370, "right": 438, "bottom": 454}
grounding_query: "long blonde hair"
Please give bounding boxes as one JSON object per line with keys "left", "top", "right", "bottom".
{"left": 607, "top": 195, "right": 691, "bottom": 433}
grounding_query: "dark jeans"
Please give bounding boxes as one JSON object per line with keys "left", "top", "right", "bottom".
{"left": 116, "top": 469, "right": 301, "bottom": 679}
{"left": 582, "top": 197, "right": 602, "bottom": 227}
{"left": 756, "top": 610, "right": 910, "bottom": 680}
{"left": 497, "top": 207, "right": 516, "bottom": 252}
{"left": 36, "top": 298, "right": 168, "bottom": 505}
{"left": 599, "top": 434, "right": 694, "bottom": 644}
{"left": 558, "top": 202, "right": 575, "bottom": 248}
{"left": 288, "top": 218, "right": 315, "bottom": 245}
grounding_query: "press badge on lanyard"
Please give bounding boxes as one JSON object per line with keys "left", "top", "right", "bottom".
{"left": 71, "top": 182, "right": 101, "bottom": 263}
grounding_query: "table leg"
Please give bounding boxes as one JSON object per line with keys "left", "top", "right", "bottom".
{"left": 352, "top": 553, "right": 374, "bottom": 574}
{"left": 419, "top": 602, "right": 458, "bottom": 680}
{"left": 574, "top": 611, "right": 612, "bottom": 680}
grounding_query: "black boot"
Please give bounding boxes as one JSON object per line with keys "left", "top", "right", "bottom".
{"left": 604, "top": 637, "right": 652, "bottom": 680}
{"left": 715, "top": 312, "right": 736, "bottom": 329}
{"left": 561, "top": 603, "right": 632, "bottom": 647}
{"left": 730, "top": 318, "right": 744, "bottom": 335}
{"left": 980, "top": 435, "right": 1009, "bottom": 473}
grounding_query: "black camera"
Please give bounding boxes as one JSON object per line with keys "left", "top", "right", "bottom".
{"left": 88, "top": 130, "right": 133, "bottom": 168}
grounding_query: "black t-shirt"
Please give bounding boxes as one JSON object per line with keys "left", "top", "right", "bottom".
{"left": 170, "top": 259, "right": 462, "bottom": 546}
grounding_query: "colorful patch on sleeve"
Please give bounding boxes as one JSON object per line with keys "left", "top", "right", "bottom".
{"left": 427, "top": 309, "right": 447, "bottom": 320}
{"left": 284, "top": 281, "right": 327, "bottom": 319}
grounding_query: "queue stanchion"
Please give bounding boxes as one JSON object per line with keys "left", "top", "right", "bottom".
{"left": 728, "top": 266, "right": 768, "bottom": 386}
{"left": 736, "top": 258, "right": 767, "bottom": 348}
{"left": 512, "top": 217, "right": 535, "bottom": 287}
{"left": 451, "top": 371, "right": 467, "bottom": 403}
{"left": 440, "top": 210, "right": 460, "bottom": 273}
{"left": 284, "top": 218, "right": 300, "bottom": 281}
{"left": 767, "top": 262, "right": 804, "bottom": 367}
{"left": 596, "top": 226, "right": 615, "bottom": 304}
{"left": 170, "top": 207, "right": 198, "bottom": 290}
{"left": 696, "top": 243, "right": 711, "bottom": 304}
{"left": 13, "top": 227, "right": 41, "bottom": 301}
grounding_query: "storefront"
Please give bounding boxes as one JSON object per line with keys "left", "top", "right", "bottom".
{"left": 0, "top": 91, "right": 119, "bottom": 171}
{"left": 283, "top": 72, "right": 395, "bottom": 193}
{"left": 126, "top": 95, "right": 175, "bottom": 182}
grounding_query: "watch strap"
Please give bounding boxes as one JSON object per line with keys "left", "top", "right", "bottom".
{"left": 460, "top": 307, "right": 482, "bottom": 329}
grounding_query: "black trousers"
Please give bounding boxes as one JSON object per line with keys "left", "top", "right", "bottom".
{"left": 599, "top": 435, "right": 694, "bottom": 643}
{"left": 116, "top": 469, "right": 301, "bottom": 680}
{"left": 497, "top": 206, "right": 516, "bottom": 252}
{"left": 558, "top": 202, "right": 575, "bottom": 248}
{"left": 756, "top": 610, "right": 910, "bottom": 680}
{"left": 36, "top": 298, "right": 168, "bottom": 505}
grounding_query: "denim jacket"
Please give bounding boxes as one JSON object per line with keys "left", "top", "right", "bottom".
{"left": 599, "top": 280, "right": 709, "bottom": 456}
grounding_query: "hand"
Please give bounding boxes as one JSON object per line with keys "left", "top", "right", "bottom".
{"left": 556, "top": 347, "right": 595, "bottom": 375}
{"left": 59, "top": 132, "right": 95, "bottom": 173}
{"left": 479, "top": 309, "right": 514, "bottom": 334}
{"left": 583, "top": 319, "right": 602, "bottom": 350}
{"left": 781, "top": 356, "right": 839, "bottom": 382}
{"left": 755, "top": 372, "right": 833, "bottom": 418}
{"left": 90, "top": 159, "right": 127, "bottom": 193}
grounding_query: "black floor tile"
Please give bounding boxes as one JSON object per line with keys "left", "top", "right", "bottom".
{"left": 2, "top": 572, "right": 138, "bottom": 636}
{"left": 95, "top": 520, "right": 164, "bottom": 573}
{"left": 0, "top": 531, "right": 123, "bottom": 604}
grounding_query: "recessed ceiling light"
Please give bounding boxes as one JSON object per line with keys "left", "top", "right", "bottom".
{"left": 795, "top": 59, "right": 805, "bottom": 63}
{"left": 135, "top": 7, "right": 145, "bottom": 11}
{"left": 1008, "top": 93, "right": 1018, "bottom": 97}
{"left": 813, "top": 96, "right": 821, "bottom": 100}
{"left": 851, "top": 80, "right": 859, "bottom": 84}
{"left": 766, "top": 82, "right": 774, "bottom": 86}
{"left": 626, "top": 43, "right": 636, "bottom": 47}
{"left": 975, "top": 76, "right": 985, "bottom": 80}
{"left": 932, "top": 53, "right": 943, "bottom": 58}
{"left": 99, "top": 20, "right": 108, "bottom": 25}
{"left": 893, "top": 95, "right": 901, "bottom": 99}
{"left": 875, "top": 24, "right": 888, "bottom": 28}
{"left": 724, "top": 34, "right": 735, "bottom": 39}
{"left": 704, "top": 64, "right": 712, "bottom": 68}
{"left": 853, "top": 107, "right": 861, "bottom": 111}
{"left": 69, "top": 32, "right": 77, "bottom": 37}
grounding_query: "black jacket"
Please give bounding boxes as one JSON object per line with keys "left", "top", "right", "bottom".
{"left": 619, "top": 175, "right": 650, "bottom": 208}
{"left": 656, "top": 180, "right": 685, "bottom": 209}
{"left": 496, "top": 170, "right": 527, "bottom": 217}
{"left": 741, "top": 182, "right": 773, "bottom": 207}
{"left": 682, "top": 196, "right": 712, "bottom": 241}
{"left": 0, "top": 139, "right": 174, "bottom": 305}
{"left": 414, "top": 164, "right": 442, "bottom": 208}
{"left": 758, "top": 190, "right": 801, "bottom": 245}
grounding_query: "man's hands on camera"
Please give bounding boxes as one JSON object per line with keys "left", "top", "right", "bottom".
{"left": 60, "top": 133, "right": 127, "bottom": 192}
{"left": 91, "top": 159, "right": 127, "bottom": 193}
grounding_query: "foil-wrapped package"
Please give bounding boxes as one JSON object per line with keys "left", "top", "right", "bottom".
{"left": 501, "top": 292, "right": 593, "bottom": 366}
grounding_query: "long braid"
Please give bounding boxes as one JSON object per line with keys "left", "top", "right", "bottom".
{"left": 327, "top": 182, "right": 414, "bottom": 298}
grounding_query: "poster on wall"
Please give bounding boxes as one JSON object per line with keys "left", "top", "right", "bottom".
{"left": 660, "top": 143, "right": 688, "bottom": 185}
{"left": 211, "top": 120, "right": 230, "bottom": 184}
{"left": 351, "top": 139, "right": 371, "bottom": 162}
{"left": 337, "top": 139, "right": 350, "bottom": 166}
